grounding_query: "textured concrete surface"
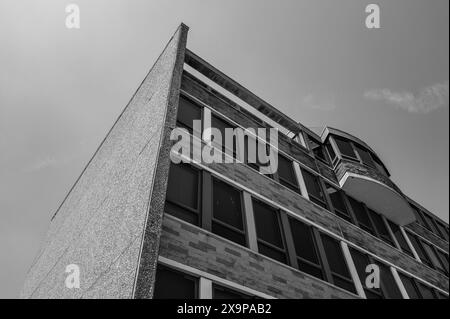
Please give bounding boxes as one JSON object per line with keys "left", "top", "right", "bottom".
{"left": 21, "top": 24, "right": 188, "bottom": 299}
{"left": 160, "top": 215, "right": 357, "bottom": 299}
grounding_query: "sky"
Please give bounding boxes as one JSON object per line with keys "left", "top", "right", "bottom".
{"left": 0, "top": 0, "right": 448, "bottom": 298}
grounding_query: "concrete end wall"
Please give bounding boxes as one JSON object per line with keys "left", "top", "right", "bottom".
{"left": 21, "top": 24, "right": 188, "bottom": 299}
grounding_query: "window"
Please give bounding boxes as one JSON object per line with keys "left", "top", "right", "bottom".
{"left": 334, "top": 137, "right": 358, "bottom": 159}
{"left": 253, "top": 199, "right": 288, "bottom": 264}
{"left": 350, "top": 249, "right": 402, "bottom": 299}
{"left": 367, "top": 209, "right": 395, "bottom": 246}
{"left": 212, "top": 178, "right": 246, "bottom": 246}
{"left": 301, "top": 168, "right": 328, "bottom": 209}
{"left": 153, "top": 265, "right": 198, "bottom": 299}
{"left": 371, "top": 153, "right": 389, "bottom": 176}
{"left": 399, "top": 273, "right": 421, "bottom": 299}
{"left": 212, "top": 284, "right": 254, "bottom": 299}
{"left": 355, "top": 145, "right": 376, "bottom": 169}
{"left": 320, "top": 234, "right": 356, "bottom": 294}
{"left": 407, "top": 233, "right": 434, "bottom": 269}
{"left": 387, "top": 221, "right": 414, "bottom": 257}
{"left": 348, "top": 197, "right": 375, "bottom": 235}
{"left": 166, "top": 163, "right": 249, "bottom": 249}
{"left": 165, "top": 163, "right": 201, "bottom": 226}
{"left": 243, "top": 135, "right": 273, "bottom": 178}
{"left": 309, "top": 137, "right": 330, "bottom": 164}
{"left": 293, "top": 132, "right": 307, "bottom": 149}
{"left": 177, "top": 95, "right": 202, "bottom": 133}
{"left": 421, "top": 241, "right": 447, "bottom": 275}
{"left": 436, "top": 221, "right": 449, "bottom": 242}
{"left": 325, "top": 141, "right": 337, "bottom": 164}
{"left": 436, "top": 250, "right": 449, "bottom": 275}
{"left": 277, "top": 155, "right": 300, "bottom": 193}
{"left": 325, "top": 184, "right": 353, "bottom": 223}
{"left": 211, "top": 114, "right": 237, "bottom": 158}
{"left": 421, "top": 212, "right": 440, "bottom": 235}
{"left": 289, "top": 217, "right": 324, "bottom": 280}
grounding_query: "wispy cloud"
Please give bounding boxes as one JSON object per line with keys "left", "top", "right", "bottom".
{"left": 23, "top": 156, "right": 59, "bottom": 173}
{"left": 301, "top": 94, "right": 336, "bottom": 111}
{"left": 364, "top": 81, "right": 449, "bottom": 114}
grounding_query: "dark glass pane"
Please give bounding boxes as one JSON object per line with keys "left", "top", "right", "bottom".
{"left": 212, "top": 222, "right": 246, "bottom": 247}
{"left": 348, "top": 197, "right": 375, "bottom": 234}
{"left": 355, "top": 145, "right": 375, "bottom": 168}
{"left": 177, "top": 96, "right": 202, "bottom": 132}
{"left": 213, "top": 179, "right": 243, "bottom": 230}
{"left": 325, "top": 141, "right": 337, "bottom": 162}
{"left": 167, "top": 163, "right": 199, "bottom": 210}
{"left": 399, "top": 274, "right": 421, "bottom": 299}
{"left": 325, "top": 185, "right": 351, "bottom": 221}
{"left": 436, "top": 250, "right": 449, "bottom": 274}
{"left": 154, "top": 265, "right": 197, "bottom": 299}
{"left": 301, "top": 169, "right": 326, "bottom": 205}
{"left": 297, "top": 259, "right": 324, "bottom": 280}
{"left": 411, "top": 205, "right": 428, "bottom": 229}
{"left": 165, "top": 201, "right": 199, "bottom": 225}
{"left": 422, "top": 213, "right": 439, "bottom": 235}
{"left": 211, "top": 115, "right": 236, "bottom": 156}
{"left": 436, "top": 222, "right": 449, "bottom": 242}
{"left": 309, "top": 138, "right": 329, "bottom": 163}
{"left": 417, "top": 283, "right": 436, "bottom": 299}
{"left": 253, "top": 200, "right": 284, "bottom": 249}
{"left": 367, "top": 209, "right": 394, "bottom": 245}
{"left": 387, "top": 221, "right": 414, "bottom": 257}
{"left": 408, "top": 234, "right": 434, "bottom": 268}
{"left": 258, "top": 243, "right": 287, "bottom": 264}
{"left": 278, "top": 155, "right": 299, "bottom": 192}
{"left": 350, "top": 248, "right": 382, "bottom": 298}
{"left": 333, "top": 276, "right": 356, "bottom": 294}
{"left": 289, "top": 218, "right": 320, "bottom": 264}
{"left": 421, "top": 242, "right": 446, "bottom": 274}
{"left": 213, "top": 285, "right": 252, "bottom": 299}
{"left": 334, "top": 137, "right": 357, "bottom": 159}
{"left": 379, "top": 264, "right": 402, "bottom": 299}
{"left": 321, "top": 234, "right": 351, "bottom": 279}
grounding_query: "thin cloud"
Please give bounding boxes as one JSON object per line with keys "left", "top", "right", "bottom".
{"left": 24, "top": 156, "right": 59, "bottom": 173}
{"left": 301, "top": 94, "right": 336, "bottom": 111}
{"left": 364, "top": 81, "right": 449, "bottom": 114}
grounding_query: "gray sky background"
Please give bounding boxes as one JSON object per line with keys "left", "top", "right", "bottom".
{"left": 0, "top": 0, "right": 448, "bottom": 298}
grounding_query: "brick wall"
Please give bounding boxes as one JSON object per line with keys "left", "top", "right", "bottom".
{"left": 159, "top": 215, "right": 357, "bottom": 299}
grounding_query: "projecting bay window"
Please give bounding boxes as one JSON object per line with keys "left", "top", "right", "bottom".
{"left": 325, "top": 140, "right": 338, "bottom": 166}
{"left": 354, "top": 145, "right": 376, "bottom": 169}
{"left": 324, "top": 183, "right": 354, "bottom": 223}
{"left": 333, "top": 136, "right": 358, "bottom": 160}
{"left": 165, "top": 163, "right": 248, "bottom": 248}
{"left": 350, "top": 248, "right": 403, "bottom": 299}
{"left": 300, "top": 168, "right": 328, "bottom": 209}
{"left": 277, "top": 155, "right": 300, "bottom": 193}
{"left": 309, "top": 137, "right": 331, "bottom": 165}
{"left": 252, "top": 199, "right": 289, "bottom": 264}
